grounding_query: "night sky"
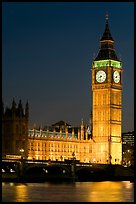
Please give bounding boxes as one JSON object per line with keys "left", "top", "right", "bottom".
{"left": 2, "top": 2, "right": 134, "bottom": 132}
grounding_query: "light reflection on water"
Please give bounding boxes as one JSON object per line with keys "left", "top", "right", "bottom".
{"left": 2, "top": 181, "right": 134, "bottom": 202}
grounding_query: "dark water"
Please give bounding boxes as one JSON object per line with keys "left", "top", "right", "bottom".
{"left": 2, "top": 181, "right": 134, "bottom": 202}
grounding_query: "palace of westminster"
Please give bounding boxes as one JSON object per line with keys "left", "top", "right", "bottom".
{"left": 2, "top": 16, "right": 127, "bottom": 165}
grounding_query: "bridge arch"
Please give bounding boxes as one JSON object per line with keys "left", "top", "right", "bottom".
{"left": 24, "top": 164, "right": 71, "bottom": 178}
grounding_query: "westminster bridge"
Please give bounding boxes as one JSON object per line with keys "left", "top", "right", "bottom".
{"left": 2, "top": 158, "right": 134, "bottom": 182}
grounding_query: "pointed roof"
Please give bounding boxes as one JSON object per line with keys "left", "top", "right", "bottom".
{"left": 52, "top": 120, "right": 71, "bottom": 127}
{"left": 94, "top": 14, "right": 120, "bottom": 61}
{"left": 12, "top": 98, "right": 16, "bottom": 109}
{"left": 100, "top": 13, "right": 114, "bottom": 42}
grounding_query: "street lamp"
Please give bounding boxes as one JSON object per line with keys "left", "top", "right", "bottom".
{"left": 72, "top": 152, "right": 76, "bottom": 160}
{"left": 60, "top": 155, "right": 63, "bottom": 161}
{"left": 20, "top": 148, "right": 24, "bottom": 159}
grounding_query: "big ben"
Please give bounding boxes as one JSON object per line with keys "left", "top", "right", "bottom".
{"left": 92, "top": 15, "right": 122, "bottom": 164}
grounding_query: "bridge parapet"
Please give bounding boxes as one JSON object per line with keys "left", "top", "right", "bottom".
{"left": 3, "top": 159, "right": 132, "bottom": 182}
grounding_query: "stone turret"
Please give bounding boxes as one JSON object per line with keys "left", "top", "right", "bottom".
{"left": 81, "top": 119, "right": 84, "bottom": 140}
{"left": 2, "top": 99, "right": 29, "bottom": 159}
{"left": 65, "top": 125, "right": 68, "bottom": 139}
{"left": 18, "top": 99, "right": 24, "bottom": 117}
{"left": 85, "top": 127, "right": 88, "bottom": 140}
{"left": 72, "top": 128, "right": 75, "bottom": 139}
{"left": 25, "top": 101, "right": 29, "bottom": 119}
{"left": 59, "top": 127, "right": 62, "bottom": 137}
{"left": 78, "top": 128, "right": 81, "bottom": 140}
{"left": 12, "top": 98, "right": 16, "bottom": 111}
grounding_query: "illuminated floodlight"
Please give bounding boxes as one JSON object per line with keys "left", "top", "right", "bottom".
{"left": 63, "top": 170, "right": 66, "bottom": 174}
{"left": 93, "top": 60, "right": 121, "bottom": 69}
{"left": 93, "top": 158, "right": 96, "bottom": 163}
{"left": 20, "top": 149, "right": 24, "bottom": 153}
{"left": 10, "top": 168, "right": 15, "bottom": 172}
{"left": 43, "top": 168, "right": 48, "bottom": 173}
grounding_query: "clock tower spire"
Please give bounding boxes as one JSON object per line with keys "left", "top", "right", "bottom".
{"left": 95, "top": 14, "right": 119, "bottom": 61}
{"left": 91, "top": 15, "right": 122, "bottom": 164}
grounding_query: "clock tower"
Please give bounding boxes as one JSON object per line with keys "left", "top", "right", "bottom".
{"left": 91, "top": 15, "right": 122, "bottom": 164}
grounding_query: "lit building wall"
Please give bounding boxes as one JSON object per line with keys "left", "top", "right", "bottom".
{"left": 27, "top": 129, "right": 93, "bottom": 163}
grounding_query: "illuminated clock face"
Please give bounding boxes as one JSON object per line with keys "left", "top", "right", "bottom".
{"left": 113, "top": 71, "right": 120, "bottom": 83}
{"left": 96, "top": 70, "right": 106, "bottom": 83}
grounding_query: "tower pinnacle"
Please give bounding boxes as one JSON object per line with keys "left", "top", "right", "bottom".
{"left": 106, "top": 12, "right": 108, "bottom": 23}
{"left": 94, "top": 15, "right": 120, "bottom": 61}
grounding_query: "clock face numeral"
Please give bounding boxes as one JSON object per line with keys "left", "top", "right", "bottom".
{"left": 113, "top": 71, "right": 120, "bottom": 83}
{"left": 96, "top": 70, "right": 106, "bottom": 83}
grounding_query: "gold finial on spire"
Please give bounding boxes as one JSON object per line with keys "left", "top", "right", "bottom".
{"left": 106, "top": 12, "right": 109, "bottom": 23}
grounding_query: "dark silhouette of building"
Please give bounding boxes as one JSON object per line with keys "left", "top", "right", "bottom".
{"left": 122, "top": 131, "right": 134, "bottom": 166}
{"left": 122, "top": 131, "right": 134, "bottom": 147}
{"left": 2, "top": 99, "right": 29, "bottom": 158}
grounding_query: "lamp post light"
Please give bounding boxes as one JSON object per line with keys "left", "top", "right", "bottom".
{"left": 71, "top": 152, "right": 76, "bottom": 181}
{"left": 72, "top": 152, "right": 76, "bottom": 160}
{"left": 60, "top": 155, "right": 63, "bottom": 161}
{"left": 19, "top": 148, "right": 25, "bottom": 179}
{"left": 20, "top": 148, "right": 24, "bottom": 159}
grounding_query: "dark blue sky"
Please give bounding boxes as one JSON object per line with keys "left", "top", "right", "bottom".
{"left": 2, "top": 2, "right": 134, "bottom": 132}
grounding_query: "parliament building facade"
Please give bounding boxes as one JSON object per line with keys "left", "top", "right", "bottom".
{"left": 2, "top": 16, "right": 122, "bottom": 164}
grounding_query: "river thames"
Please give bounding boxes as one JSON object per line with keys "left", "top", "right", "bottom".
{"left": 2, "top": 181, "right": 134, "bottom": 202}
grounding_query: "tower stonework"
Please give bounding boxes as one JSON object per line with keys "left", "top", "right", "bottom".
{"left": 2, "top": 99, "right": 29, "bottom": 159}
{"left": 91, "top": 16, "right": 122, "bottom": 164}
